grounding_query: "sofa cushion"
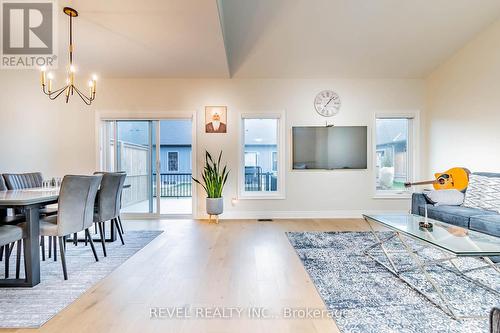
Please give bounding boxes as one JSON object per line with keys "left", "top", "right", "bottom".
{"left": 423, "top": 189, "right": 464, "bottom": 206}
{"left": 469, "top": 215, "right": 500, "bottom": 237}
{"left": 419, "top": 204, "right": 497, "bottom": 228}
{"left": 463, "top": 174, "right": 500, "bottom": 213}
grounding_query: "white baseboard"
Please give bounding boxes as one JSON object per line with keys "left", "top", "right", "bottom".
{"left": 202, "top": 209, "right": 408, "bottom": 220}
{"left": 122, "top": 210, "right": 409, "bottom": 220}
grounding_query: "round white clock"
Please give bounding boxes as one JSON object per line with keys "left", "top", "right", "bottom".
{"left": 314, "top": 90, "right": 341, "bottom": 117}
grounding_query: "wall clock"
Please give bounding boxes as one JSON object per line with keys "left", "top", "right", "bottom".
{"left": 314, "top": 90, "right": 341, "bottom": 117}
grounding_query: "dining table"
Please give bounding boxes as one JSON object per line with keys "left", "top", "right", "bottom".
{"left": 0, "top": 188, "right": 58, "bottom": 287}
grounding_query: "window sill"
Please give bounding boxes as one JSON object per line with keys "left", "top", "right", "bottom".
{"left": 237, "top": 193, "right": 286, "bottom": 200}
{"left": 373, "top": 192, "right": 412, "bottom": 200}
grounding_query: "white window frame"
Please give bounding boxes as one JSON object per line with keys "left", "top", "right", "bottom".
{"left": 373, "top": 112, "right": 419, "bottom": 199}
{"left": 239, "top": 112, "right": 286, "bottom": 200}
{"left": 271, "top": 151, "right": 278, "bottom": 172}
{"left": 167, "top": 151, "right": 179, "bottom": 172}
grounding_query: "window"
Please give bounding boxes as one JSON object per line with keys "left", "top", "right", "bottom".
{"left": 168, "top": 151, "right": 179, "bottom": 172}
{"left": 375, "top": 117, "right": 414, "bottom": 195}
{"left": 240, "top": 114, "right": 284, "bottom": 198}
{"left": 272, "top": 151, "right": 278, "bottom": 172}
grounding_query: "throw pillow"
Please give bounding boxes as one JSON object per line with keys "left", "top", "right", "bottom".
{"left": 463, "top": 174, "right": 500, "bottom": 212}
{"left": 423, "top": 189, "right": 464, "bottom": 206}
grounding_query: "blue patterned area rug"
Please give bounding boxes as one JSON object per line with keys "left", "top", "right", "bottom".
{"left": 286, "top": 231, "right": 499, "bottom": 333}
{"left": 0, "top": 230, "right": 162, "bottom": 328}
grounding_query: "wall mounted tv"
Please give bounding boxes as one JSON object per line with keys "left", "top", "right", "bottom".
{"left": 292, "top": 126, "right": 368, "bottom": 170}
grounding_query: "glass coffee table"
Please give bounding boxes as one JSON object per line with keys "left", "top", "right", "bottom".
{"left": 363, "top": 214, "right": 500, "bottom": 320}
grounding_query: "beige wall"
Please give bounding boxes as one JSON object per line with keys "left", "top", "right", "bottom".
{"left": 0, "top": 74, "right": 425, "bottom": 218}
{"left": 426, "top": 19, "right": 500, "bottom": 175}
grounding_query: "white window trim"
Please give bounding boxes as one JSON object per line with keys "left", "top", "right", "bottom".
{"left": 167, "top": 151, "right": 179, "bottom": 172}
{"left": 271, "top": 151, "right": 278, "bottom": 172}
{"left": 373, "top": 111, "right": 420, "bottom": 199}
{"left": 238, "top": 112, "right": 286, "bottom": 200}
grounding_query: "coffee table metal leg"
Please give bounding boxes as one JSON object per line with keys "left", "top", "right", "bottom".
{"left": 395, "top": 233, "right": 459, "bottom": 320}
{"left": 363, "top": 217, "right": 399, "bottom": 273}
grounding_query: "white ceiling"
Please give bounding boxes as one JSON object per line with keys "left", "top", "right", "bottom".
{"left": 57, "top": 0, "right": 229, "bottom": 78}
{"left": 219, "top": 0, "right": 500, "bottom": 78}
{"left": 56, "top": 0, "right": 500, "bottom": 79}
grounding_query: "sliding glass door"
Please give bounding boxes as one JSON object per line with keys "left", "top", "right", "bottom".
{"left": 100, "top": 119, "right": 193, "bottom": 217}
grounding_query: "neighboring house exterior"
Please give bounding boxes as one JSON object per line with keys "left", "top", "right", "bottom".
{"left": 375, "top": 120, "right": 408, "bottom": 183}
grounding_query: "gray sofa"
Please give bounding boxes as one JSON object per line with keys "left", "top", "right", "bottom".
{"left": 411, "top": 172, "right": 500, "bottom": 238}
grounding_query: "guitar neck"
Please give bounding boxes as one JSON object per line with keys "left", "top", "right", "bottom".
{"left": 406, "top": 180, "right": 437, "bottom": 186}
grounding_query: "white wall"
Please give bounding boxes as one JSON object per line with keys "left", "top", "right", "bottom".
{"left": 0, "top": 74, "right": 425, "bottom": 218}
{"left": 426, "top": 18, "right": 500, "bottom": 175}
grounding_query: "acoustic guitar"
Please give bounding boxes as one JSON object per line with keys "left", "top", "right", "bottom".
{"left": 404, "top": 167, "right": 470, "bottom": 191}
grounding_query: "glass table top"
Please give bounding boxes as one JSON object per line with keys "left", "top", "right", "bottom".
{"left": 364, "top": 214, "right": 500, "bottom": 256}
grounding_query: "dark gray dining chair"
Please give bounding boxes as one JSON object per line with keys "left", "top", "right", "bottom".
{"left": 39, "top": 175, "right": 102, "bottom": 280}
{"left": 0, "top": 225, "right": 24, "bottom": 280}
{"left": 3, "top": 172, "right": 58, "bottom": 217}
{"left": 3, "top": 172, "right": 43, "bottom": 189}
{"left": 93, "top": 172, "right": 126, "bottom": 257}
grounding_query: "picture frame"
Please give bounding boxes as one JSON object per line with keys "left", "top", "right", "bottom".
{"left": 205, "top": 106, "right": 227, "bottom": 133}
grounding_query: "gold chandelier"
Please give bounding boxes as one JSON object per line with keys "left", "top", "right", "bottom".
{"left": 40, "top": 7, "right": 97, "bottom": 105}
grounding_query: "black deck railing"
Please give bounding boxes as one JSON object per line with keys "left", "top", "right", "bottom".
{"left": 153, "top": 172, "right": 278, "bottom": 197}
{"left": 244, "top": 172, "right": 277, "bottom": 192}
{"left": 153, "top": 173, "right": 192, "bottom": 198}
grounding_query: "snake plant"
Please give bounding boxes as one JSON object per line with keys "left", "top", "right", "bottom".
{"left": 192, "top": 151, "right": 229, "bottom": 198}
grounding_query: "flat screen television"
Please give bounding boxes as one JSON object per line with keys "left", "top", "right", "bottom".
{"left": 292, "top": 126, "right": 367, "bottom": 170}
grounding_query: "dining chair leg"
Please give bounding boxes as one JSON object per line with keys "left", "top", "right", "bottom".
{"left": 94, "top": 224, "right": 97, "bottom": 234}
{"left": 63, "top": 236, "right": 67, "bottom": 251}
{"left": 53, "top": 236, "right": 57, "bottom": 262}
{"left": 58, "top": 237, "right": 68, "bottom": 280}
{"left": 73, "top": 233, "right": 78, "bottom": 246}
{"left": 0, "top": 245, "right": 3, "bottom": 262}
{"left": 97, "top": 222, "right": 107, "bottom": 257}
{"left": 48, "top": 236, "right": 52, "bottom": 258}
{"left": 4, "top": 243, "right": 10, "bottom": 278}
{"left": 85, "top": 229, "right": 99, "bottom": 262}
{"left": 114, "top": 218, "right": 125, "bottom": 245}
{"left": 117, "top": 216, "right": 125, "bottom": 234}
{"left": 5, "top": 244, "right": 14, "bottom": 279}
{"left": 41, "top": 236, "right": 46, "bottom": 261}
{"left": 15, "top": 240, "right": 22, "bottom": 279}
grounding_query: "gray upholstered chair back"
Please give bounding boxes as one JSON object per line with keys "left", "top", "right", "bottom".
{"left": 3, "top": 172, "right": 43, "bottom": 190}
{"left": 94, "top": 172, "right": 126, "bottom": 222}
{"left": 0, "top": 175, "right": 6, "bottom": 191}
{"left": 57, "top": 175, "right": 102, "bottom": 236}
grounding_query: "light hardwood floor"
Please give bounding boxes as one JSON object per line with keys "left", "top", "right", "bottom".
{"left": 2, "top": 218, "right": 370, "bottom": 333}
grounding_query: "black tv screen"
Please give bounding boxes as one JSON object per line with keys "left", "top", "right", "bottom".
{"left": 292, "top": 126, "right": 367, "bottom": 170}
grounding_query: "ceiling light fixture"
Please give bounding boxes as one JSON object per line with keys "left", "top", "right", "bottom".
{"left": 40, "top": 7, "right": 97, "bottom": 105}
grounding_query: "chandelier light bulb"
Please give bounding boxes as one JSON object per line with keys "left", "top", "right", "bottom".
{"left": 92, "top": 74, "right": 98, "bottom": 81}
{"left": 40, "top": 65, "right": 47, "bottom": 72}
{"left": 69, "top": 65, "right": 76, "bottom": 73}
{"left": 47, "top": 72, "right": 54, "bottom": 80}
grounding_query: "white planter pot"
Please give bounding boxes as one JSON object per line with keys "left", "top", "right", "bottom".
{"left": 379, "top": 167, "right": 395, "bottom": 189}
{"left": 206, "top": 197, "right": 223, "bottom": 215}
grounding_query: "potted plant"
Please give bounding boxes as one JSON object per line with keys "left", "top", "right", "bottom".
{"left": 192, "top": 151, "right": 229, "bottom": 223}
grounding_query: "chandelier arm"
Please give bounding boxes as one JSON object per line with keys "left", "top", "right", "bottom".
{"left": 73, "top": 85, "right": 92, "bottom": 105}
{"left": 49, "top": 86, "right": 70, "bottom": 100}
{"left": 44, "top": 85, "right": 67, "bottom": 96}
